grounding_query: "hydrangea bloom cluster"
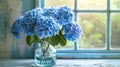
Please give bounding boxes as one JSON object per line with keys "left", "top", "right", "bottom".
{"left": 35, "top": 16, "right": 59, "bottom": 39}
{"left": 11, "top": 16, "right": 24, "bottom": 39}
{"left": 21, "top": 8, "right": 43, "bottom": 36}
{"left": 56, "top": 6, "right": 73, "bottom": 25}
{"left": 43, "top": 7, "right": 58, "bottom": 19}
{"left": 62, "top": 22, "right": 82, "bottom": 41}
{"left": 11, "top": 6, "right": 82, "bottom": 42}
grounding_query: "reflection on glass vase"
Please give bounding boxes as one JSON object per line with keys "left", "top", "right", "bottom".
{"left": 35, "top": 43, "right": 56, "bottom": 67}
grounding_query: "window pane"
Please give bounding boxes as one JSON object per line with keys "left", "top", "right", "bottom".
{"left": 55, "top": 41, "right": 74, "bottom": 50}
{"left": 45, "top": 0, "right": 74, "bottom": 9}
{"left": 78, "top": 0, "right": 107, "bottom": 10}
{"left": 111, "top": 13, "right": 120, "bottom": 49}
{"left": 78, "top": 13, "right": 107, "bottom": 49}
{"left": 111, "top": 0, "right": 120, "bottom": 10}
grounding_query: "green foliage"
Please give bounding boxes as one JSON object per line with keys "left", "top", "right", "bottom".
{"left": 48, "top": 35, "right": 59, "bottom": 46}
{"left": 48, "top": 30, "right": 67, "bottom": 47}
{"left": 26, "top": 34, "right": 42, "bottom": 46}
{"left": 26, "top": 30, "right": 67, "bottom": 47}
{"left": 26, "top": 35, "right": 33, "bottom": 46}
{"left": 33, "top": 34, "right": 42, "bottom": 43}
{"left": 58, "top": 30, "right": 67, "bottom": 46}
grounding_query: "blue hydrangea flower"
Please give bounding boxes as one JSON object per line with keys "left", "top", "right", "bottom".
{"left": 21, "top": 8, "right": 43, "bottom": 36}
{"left": 43, "top": 7, "right": 58, "bottom": 19}
{"left": 11, "top": 6, "right": 82, "bottom": 42}
{"left": 23, "top": 7, "right": 43, "bottom": 24}
{"left": 62, "top": 22, "right": 82, "bottom": 41}
{"left": 56, "top": 6, "right": 73, "bottom": 25}
{"left": 35, "top": 16, "right": 59, "bottom": 39}
{"left": 21, "top": 23, "right": 35, "bottom": 36}
{"left": 11, "top": 16, "right": 24, "bottom": 39}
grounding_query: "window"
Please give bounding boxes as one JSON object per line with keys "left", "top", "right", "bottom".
{"left": 38, "top": 0, "right": 120, "bottom": 58}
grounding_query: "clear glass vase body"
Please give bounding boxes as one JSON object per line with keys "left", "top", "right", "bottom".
{"left": 35, "top": 43, "right": 56, "bottom": 67}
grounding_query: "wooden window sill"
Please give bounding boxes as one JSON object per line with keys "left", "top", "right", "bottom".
{"left": 0, "top": 59, "right": 120, "bottom": 67}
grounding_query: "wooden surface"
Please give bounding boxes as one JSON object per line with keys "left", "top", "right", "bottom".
{"left": 0, "top": 59, "right": 120, "bottom": 67}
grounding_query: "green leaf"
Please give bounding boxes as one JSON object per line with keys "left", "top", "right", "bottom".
{"left": 26, "top": 35, "right": 32, "bottom": 46}
{"left": 44, "top": 37, "right": 50, "bottom": 42}
{"left": 49, "top": 35, "right": 59, "bottom": 46}
{"left": 33, "top": 34, "right": 40, "bottom": 42}
{"left": 58, "top": 30, "right": 67, "bottom": 47}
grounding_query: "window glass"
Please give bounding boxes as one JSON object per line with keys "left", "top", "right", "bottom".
{"left": 45, "top": 0, "right": 74, "bottom": 9}
{"left": 111, "top": 13, "right": 120, "bottom": 49}
{"left": 78, "top": 13, "right": 107, "bottom": 49}
{"left": 111, "top": 0, "right": 120, "bottom": 10}
{"left": 78, "top": 0, "right": 107, "bottom": 10}
{"left": 55, "top": 41, "right": 74, "bottom": 50}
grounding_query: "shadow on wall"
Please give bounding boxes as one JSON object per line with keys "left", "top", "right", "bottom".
{"left": 0, "top": 0, "right": 35, "bottom": 59}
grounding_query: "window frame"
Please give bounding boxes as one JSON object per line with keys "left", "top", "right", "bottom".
{"left": 37, "top": 0, "right": 120, "bottom": 59}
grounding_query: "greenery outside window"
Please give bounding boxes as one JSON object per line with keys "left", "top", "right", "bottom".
{"left": 37, "top": 0, "right": 120, "bottom": 59}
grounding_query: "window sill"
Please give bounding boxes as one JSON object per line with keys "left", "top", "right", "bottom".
{"left": 0, "top": 59, "right": 120, "bottom": 67}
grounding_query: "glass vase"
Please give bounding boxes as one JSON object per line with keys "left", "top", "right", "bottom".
{"left": 34, "top": 43, "right": 56, "bottom": 67}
